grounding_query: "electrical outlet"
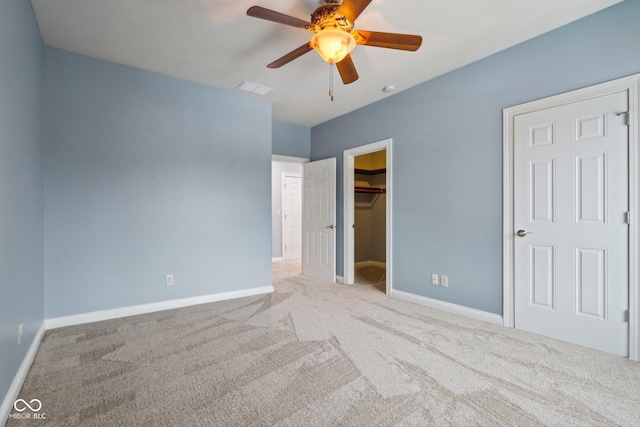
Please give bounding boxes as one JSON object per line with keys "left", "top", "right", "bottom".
{"left": 431, "top": 274, "right": 439, "bottom": 285}
{"left": 166, "top": 274, "right": 174, "bottom": 286}
{"left": 18, "top": 322, "right": 23, "bottom": 345}
{"left": 441, "top": 275, "right": 449, "bottom": 287}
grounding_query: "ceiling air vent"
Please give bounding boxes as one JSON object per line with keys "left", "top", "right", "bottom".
{"left": 236, "top": 81, "right": 273, "bottom": 96}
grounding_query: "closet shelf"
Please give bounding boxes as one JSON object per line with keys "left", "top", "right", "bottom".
{"left": 355, "top": 186, "right": 386, "bottom": 194}
{"left": 355, "top": 168, "right": 386, "bottom": 176}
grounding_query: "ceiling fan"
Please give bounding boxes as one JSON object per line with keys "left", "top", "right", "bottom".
{"left": 247, "top": 0, "right": 422, "bottom": 88}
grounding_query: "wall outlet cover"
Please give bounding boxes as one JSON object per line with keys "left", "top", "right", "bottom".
{"left": 441, "top": 275, "right": 449, "bottom": 287}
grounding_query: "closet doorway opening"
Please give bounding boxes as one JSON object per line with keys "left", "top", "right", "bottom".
{"left": 343, "top": 139, "right": 392, "bottom": 294}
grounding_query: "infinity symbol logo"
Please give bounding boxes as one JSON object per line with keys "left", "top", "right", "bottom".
{"left": 14, "top": 399, "right": 42, "bottom": 412}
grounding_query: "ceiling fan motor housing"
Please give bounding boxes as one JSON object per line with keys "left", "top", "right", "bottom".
{"left": 310, "top": 5, "right": 353, "bottom": 33}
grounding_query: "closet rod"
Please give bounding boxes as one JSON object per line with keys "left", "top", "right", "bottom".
{"left": 354, "top": 186, "right": 386, "bottom": 194}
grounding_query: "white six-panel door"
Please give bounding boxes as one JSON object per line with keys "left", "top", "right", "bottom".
{"left": 302, "top": 158, "right": 336, "bottom": 282}
{"left": 514, "top": 91, "right": 629, "bottom": 356}
{"left": 283, "top": 175, "right": 302, "bottom": 261}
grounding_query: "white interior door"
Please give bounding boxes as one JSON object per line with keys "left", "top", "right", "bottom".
{"left": 283, "top": 175, "right": 302, "bottom": 260}
{"left": 302, "top": 158, "right": 336, "bottom": 282}
{"left": 514, "top": 91, "right": 629, "bottom": 356}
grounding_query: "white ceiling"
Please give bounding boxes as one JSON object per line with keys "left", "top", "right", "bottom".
{"left": 31, "top": 0, "right": 622, "bottom": 127}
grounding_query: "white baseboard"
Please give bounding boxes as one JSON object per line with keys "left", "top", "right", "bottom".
{"left": 336, "top": 275, "right": 344, "bottom": 284}
{"left": 1, "top": 322, "right": 46, "bottom": 425}
{"left": 271, "top": 257, "right": 283, "bottom": 263}
{"left": 391, "top": 290, "right": 503, "bottom": 325}
{"left": 46, "top": 286, "right": 274, "bottom": 330}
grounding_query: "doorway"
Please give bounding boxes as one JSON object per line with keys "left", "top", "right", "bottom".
{"left": 343, "top": 138, "right": 393, "bottom": 294}
{"left": 271, "top": 155, "right": 307, "bottom": 264}
{"left": 353, "top": 151, "right": 387, "bottom": 292}
{"left": 503, "top": 74, "right": 640, "bottom": 360}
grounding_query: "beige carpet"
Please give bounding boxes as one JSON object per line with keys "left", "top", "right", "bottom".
{"left": 6, "top": 261, "right": 640, "bottom": 426}
{"left": 354, "top": 262, "right": 386, "bottom": 293}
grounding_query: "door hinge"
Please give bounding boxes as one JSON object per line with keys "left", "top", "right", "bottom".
{"left": 625, "top": 211, "right": 631, "bottom": 224}
{"left": 624, "top": 310, "right": 630, "bottom": 323}
{"left": 616, "top": 111, "right": 630, "bottom": 126}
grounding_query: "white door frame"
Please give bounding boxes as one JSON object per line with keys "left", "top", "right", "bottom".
{"left": 503, "top": 73, "right": 640, "bottom": 361}
{"left": 281, "top": 172, "right": 302, "bottom": 260}
{"left": 343, "top": 138, "right": 393, "bottom": 295}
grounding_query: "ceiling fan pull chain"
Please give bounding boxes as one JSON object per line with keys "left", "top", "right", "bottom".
{"left": 329, "top": 63, "right": 334, "bottom": 102}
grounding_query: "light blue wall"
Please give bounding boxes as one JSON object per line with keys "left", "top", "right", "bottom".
{"left": 273, "top": 120, "right": 310, "bottom": 158}
{"left": 43, "top": 48, "right": 272, "bottom": 318}
{"left": 0, "top": 0, "right": 44, "bottom": 405}
{"left": 311, "top": 0, "right": 640, "bottom": 315}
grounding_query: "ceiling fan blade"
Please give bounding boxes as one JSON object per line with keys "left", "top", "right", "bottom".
{"left": 353, "top": 30, "right": 422, "bottom": 51}
{"left": 267, "top": 43, "right": 314, "bottom": 69}
{"left": 336, "top": 54, "right": 359, "bottom": 85}
{"left": 337, "top": 0, "right": 372, "bottom": 23}
{"left": 247, "top": 6, "right": 313, "bottom": 29}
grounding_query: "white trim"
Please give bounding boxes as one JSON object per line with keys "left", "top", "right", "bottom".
{"left": 336, "top": 275, "right": 345, "bottom": 284}
{"left": 45, "top": 286, "right": 274, "bottom": 329}
{"left": 343, "top": 139, "right": 393, "bottom": 296}
{"left": 271, "top": 154, "right": 309, "bottom": 164}
{"left": 630, "top": 76, "right": 640, "bottom": 362}
{"left": 503, "top": 72, "right": 640, "bottom": 361}
{"left": 391, "top": 290, "right": 503, "bottom": 326}
{"left": 281, "top": 172, "right": 302, "bottom": 261}
{"left": 0, "top": 323, "right": 46, "bottom": 423}
{"left": 344, "top": 152, "right": 355, "bottom": 283}
{"left": 272, "top": 257, "right": 283, "bottom": 263}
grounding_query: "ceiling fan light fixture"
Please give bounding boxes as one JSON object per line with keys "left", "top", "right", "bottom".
{"left": 310, "top": 29, "right": 356, "bottom": 64}
{"left": 247, "top": 2, "right": 423, "bottom": 89}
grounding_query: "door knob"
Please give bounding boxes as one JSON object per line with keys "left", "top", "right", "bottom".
{"left": 516, "top": 229, "right": 532, "bottom": 237}
{"left": 326, "top": 225, "right": 335, "bottom": 229}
